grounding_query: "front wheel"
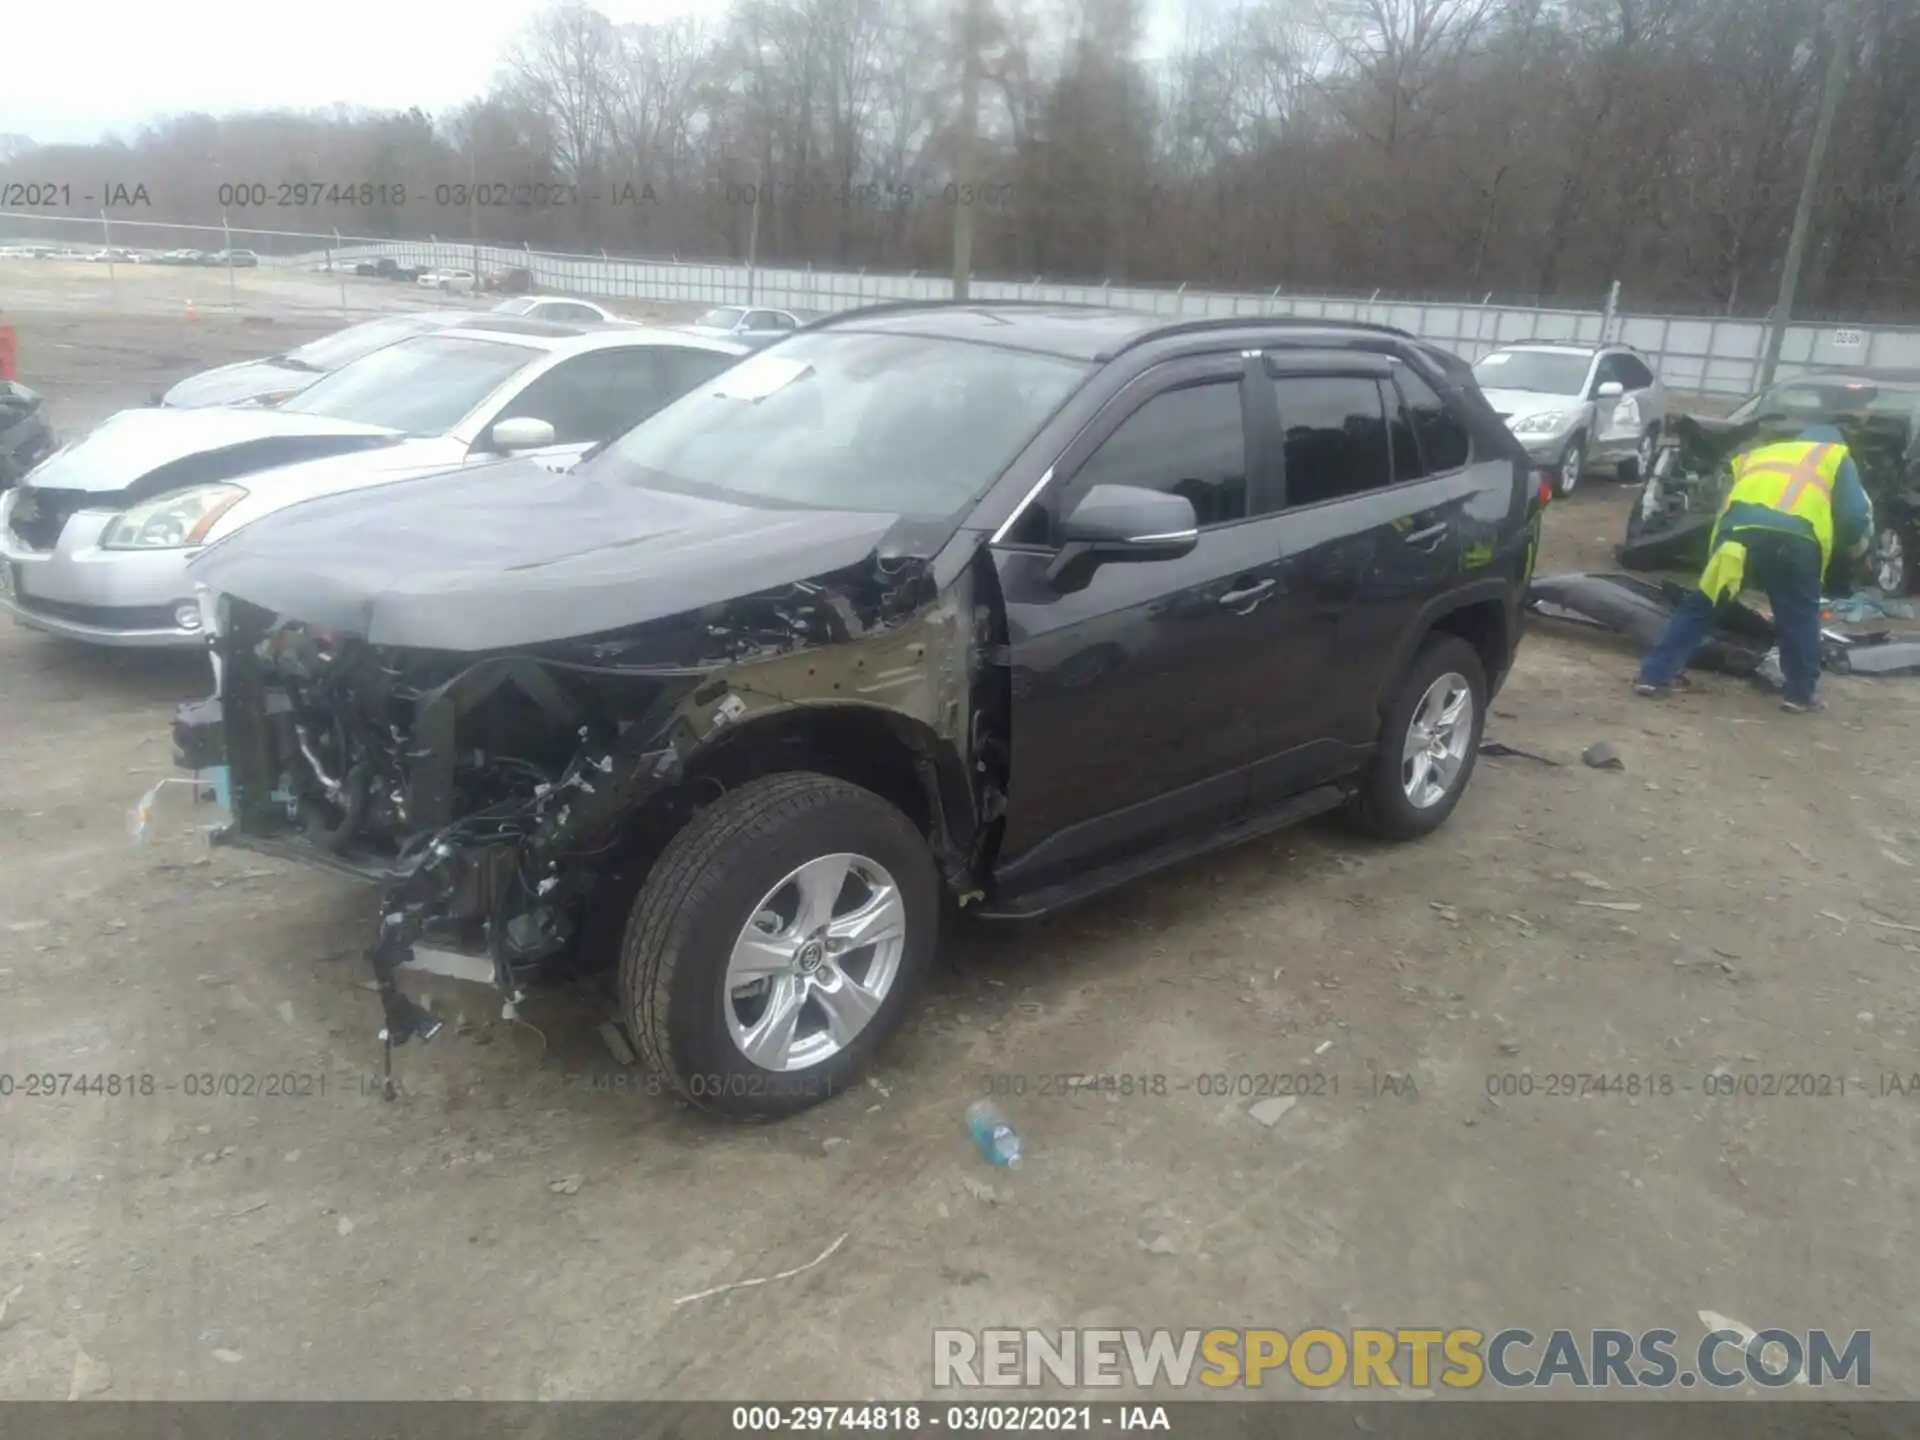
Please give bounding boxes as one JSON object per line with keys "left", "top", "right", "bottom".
{"left": 620, "top": 773, "right": 939, "bottom": 1120}
{"left": 1350, "top": 635, "right": 1488, "bottom": 842}
{"left": 1555, "top": 434, "right": 1587, "bottom": 497}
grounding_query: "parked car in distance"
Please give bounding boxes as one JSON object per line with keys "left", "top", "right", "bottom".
{"left": 681, "top": 305, "right": 803, "bottom": 349}
{"left": 1471, "top": 343, "right": 1667, "bottom": 496}
{"left": 175, "top": 304, "right": 1542, "bottom": 1119}
{"left": 0, "top": 320, "right": 749, "bottom": 649}
{"left": 1624, "top": 368, "right": 1920, "bottom": 593}
{"left": 0, "top": 381, "right": 56, "bottom": 491}
{"left": 205, "top": 249, "right": 261, "bottom": 268}
{"left": 156, "top": 309, "right": 495, "bottom": 409}
{"left": 491, "top": 295, "right": 624, "bottom": 324}
{"left": 418, "top": 269, "right": 477, "bottom": 294}
{"left": 156, "top": 249, "right": 205, "bottom": 265}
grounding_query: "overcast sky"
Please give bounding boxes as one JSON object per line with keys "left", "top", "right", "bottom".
{"left": 2, "top": 0, "right": 706, "bottom": 145}
{"left": 6, "top": 0, "right": 1189, "bottom": 147}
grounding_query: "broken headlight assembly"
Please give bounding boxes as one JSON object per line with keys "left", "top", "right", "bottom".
{"left": 101, "top": 484, "right": 246, "bottom": 549}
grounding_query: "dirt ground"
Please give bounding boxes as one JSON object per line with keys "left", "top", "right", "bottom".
{"left": 3, "top": 272, "right": 1920, "bottom": 1403}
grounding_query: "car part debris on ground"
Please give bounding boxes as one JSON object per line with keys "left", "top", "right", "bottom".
{"left": 1531, "top": 571, "right": 1920, "bottom": 689}
{"left": 1479, "top": 740, "right": 1562, "bottom": 766}
{"left": 1526, "top": 572, "right": 1774, "bottom": 674}
{"left": 967, "top": 1100, "right": 1023, "bottom": 1168}
{"left": 1581, "top": 742, "right": 1625, "bottom": 771}
{"left": 1824, "top": 590, "right": 1917, "bottom": 624}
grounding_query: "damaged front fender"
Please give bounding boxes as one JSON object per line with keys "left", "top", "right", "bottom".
{"left": 202, "top": 536, "right": 991, "bottom": 1087}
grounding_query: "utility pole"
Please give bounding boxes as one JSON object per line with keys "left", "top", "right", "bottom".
{"left": 746, "top": 171, "right": 762, "bottom": 305}
{"left": 952, "top": 0, "right": 985, "bottom": 301}
{"left": 469, "top": 128, "right": 480, "bottom": 284}
{"left": 1759, "top": 1, "right": 1851, "bottom": 389}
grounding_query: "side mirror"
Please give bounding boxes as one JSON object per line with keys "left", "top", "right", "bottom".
{"left": 491, "top": 417, "right": 556, "bottom": 452}
{"left": 1045, "top": 484, "right": 1199, "bottom": 587}
{"left": 1596, "top": 380, "right": 1625, "bottom": 399}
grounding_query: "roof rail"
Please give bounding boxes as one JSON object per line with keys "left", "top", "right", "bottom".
{"left": 1105, "top": 313, "right": 1419, "bottom": 355}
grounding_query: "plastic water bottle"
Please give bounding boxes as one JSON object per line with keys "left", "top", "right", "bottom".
{"left": 966, "top": 1099, "right": 1023, "bottom": 1168}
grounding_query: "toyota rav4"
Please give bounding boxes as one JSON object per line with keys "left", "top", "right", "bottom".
{"left": 173, "top": 303, "right": 1545, "bottom": 1118}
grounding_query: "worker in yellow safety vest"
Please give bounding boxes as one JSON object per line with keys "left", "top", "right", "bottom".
{"left": 1635, "top": 422, "right": 1872, "bottom": 712}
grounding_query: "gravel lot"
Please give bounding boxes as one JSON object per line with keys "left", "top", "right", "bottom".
{"left": 3, "top": 269, "right": 1919, "bottom": 1402}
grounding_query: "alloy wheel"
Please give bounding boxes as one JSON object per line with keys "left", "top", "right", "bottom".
{"left": 1635, "top": 429, "right": 1657, "bottom": 479}
{"left": 1401, "top": 672, "right": 1475, "bottom": 810}
{"left": 1559, "top": 439, "right": 1584, "bottom": 495}
{"left": 723, "top": 852, "right": 908, "bottom": 1072}
{"left": 1875, "top": 525, "right": 1908, "bottom": 596}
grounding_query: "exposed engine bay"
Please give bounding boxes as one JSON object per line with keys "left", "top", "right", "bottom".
{"left": 1620, "top": 410, "right": 1913, "bottom": 581}
{"left": 177, "top": 541, "right": 995, "bottom": 1096}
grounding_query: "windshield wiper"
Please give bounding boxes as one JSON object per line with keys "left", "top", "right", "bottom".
{"left": 273, "top": 355, "right": 325, "bottom": 373}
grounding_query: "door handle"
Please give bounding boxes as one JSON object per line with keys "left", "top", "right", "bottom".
{"left": 1404, "top": 523, "right": 1449, "bottom": 550}
{"left": 1218, "top": 579, "right": 1276, "bottom": 611}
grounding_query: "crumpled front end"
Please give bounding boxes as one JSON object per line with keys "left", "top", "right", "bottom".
{"left": 181, "top": 545, "right": 982, "bottom": 1092}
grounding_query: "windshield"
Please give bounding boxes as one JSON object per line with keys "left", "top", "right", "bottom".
{"left": 491, "top": 298, "right": 538, "bottom": 315}
{"left": 277, "top": 335, "right": 537, "bottom": 433}
{"left": 1473, "top": 350, "right": 1593, "bottom": 395}
{"left": 695, "top": 308, "right": 745, "bottom": 329}
{"left": 590, "top": 330, "right": 1089, "bottom": 517}
{"left": 281, "top": 314, "right": 453, "bottom": 373}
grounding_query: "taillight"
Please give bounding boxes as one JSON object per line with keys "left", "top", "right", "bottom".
{"left": 1536, "top": 475, "right": 1555, "bottom": 507}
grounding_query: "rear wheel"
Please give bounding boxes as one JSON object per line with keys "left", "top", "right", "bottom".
{"left": 1350, "top": 635, "right": 1488, "bottom": 842}
{"left": 620, "top": 773, "right": 939, "bottom": 1120}
{"left": 1874, "top": 520, "right": 1915, "bottom": 596}
{"left": 1621, "top": 423, "right": 1661, "bottom": 486}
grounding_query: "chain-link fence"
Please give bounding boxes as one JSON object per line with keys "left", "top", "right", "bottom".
{"left": 6, "top": 211, "right": 1917, "bottom": 397}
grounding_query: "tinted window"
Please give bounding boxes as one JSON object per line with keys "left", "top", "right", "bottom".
{"left": 1592, "top": 354, "right": 1629, "bottom": 390}
{"left": 1396, "top": 367, "right": 1471, "bottom": 472}
{"left": 1617, "top": 355, "right": 1656, "bottom": 389}
{"left": 279, "top": 336, "right": 538, "bottom": 433}
{"left": 493, "top": 348, "right": 672, "bottom": 444}
{"left": 1073, "top": 382, "right": 1248, "bottom": 528}
{"left": 1272, "top": 375, "right": 1392, "bottom": 507}
{"left": 1384, "top": 379, "right": 1423, "bottom": 484}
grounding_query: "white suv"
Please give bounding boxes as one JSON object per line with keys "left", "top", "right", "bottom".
{"left": 1471, "top": 343, "right": 1668, "bottom": 496}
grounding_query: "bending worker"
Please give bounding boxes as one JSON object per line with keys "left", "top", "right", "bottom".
{"left": 1635, "top": 420, "right": 1871, "bottom": 712}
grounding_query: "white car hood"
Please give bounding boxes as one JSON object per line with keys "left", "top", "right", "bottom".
{"left": 23, "top": 406, "right": 404, "bottom": 496}
{"left": 202, "top": 438, "right": 476, "bottom": 540}
{"left": 1477, "top": 388, "right": 1585, "bottom": 420}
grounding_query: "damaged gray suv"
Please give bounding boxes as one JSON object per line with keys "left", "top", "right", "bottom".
{"left": 175, "top": 304, "right": 1542, "bottom": 1119}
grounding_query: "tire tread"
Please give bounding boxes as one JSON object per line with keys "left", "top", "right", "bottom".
{"left": 620, "top": 772, "right": 920, "bottom": 1114}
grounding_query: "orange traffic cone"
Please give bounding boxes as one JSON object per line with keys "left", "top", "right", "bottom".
{"left": 186, "top": 299, "right": 197, "bottom": 322}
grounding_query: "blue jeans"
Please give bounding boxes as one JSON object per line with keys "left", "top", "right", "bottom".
{"left": 1638, "top": 528, "right": 1824, "bottom": 704}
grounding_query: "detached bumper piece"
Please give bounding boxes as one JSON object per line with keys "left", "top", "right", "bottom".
{"left": 1525, "top": 572, "right": 1774, "bottom": 675}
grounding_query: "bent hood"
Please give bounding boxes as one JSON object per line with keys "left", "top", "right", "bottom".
{"left": 20, "top": 406, "right": 405, "bottom": 500}
{"left": 188, "top": 461, "right": 905, "bottom": 651}
{"left": 161, "top": 358, "right": 320, "bottom": 409}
